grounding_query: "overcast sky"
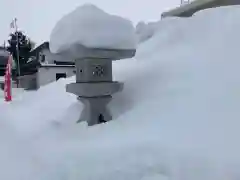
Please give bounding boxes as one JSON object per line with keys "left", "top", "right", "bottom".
{"left": 0, "top": 0, "right": 179, "bottom": 45}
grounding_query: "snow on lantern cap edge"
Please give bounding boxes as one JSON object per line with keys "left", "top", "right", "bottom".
{"left": 49, "top": 4, "right": 137, "bottom": 60}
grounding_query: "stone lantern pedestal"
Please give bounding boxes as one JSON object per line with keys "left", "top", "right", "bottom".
{"left": 65, "top": 45, "right": 136, "bottom": 126}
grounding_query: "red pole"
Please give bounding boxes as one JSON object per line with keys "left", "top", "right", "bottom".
{"left": 4, "top": 56, "right": 12, "bottom": 102}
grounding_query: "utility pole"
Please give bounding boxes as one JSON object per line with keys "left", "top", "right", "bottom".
{"left": 10, "top": 18, "right": 21, "bottom": 87}
{"left": 3, "top": 41, "right": 6, "bottom": 49}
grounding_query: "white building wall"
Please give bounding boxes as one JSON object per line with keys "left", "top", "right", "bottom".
{"left": 41, "top": 49, "right": 71, "bottom": 64}
{"left": 37, "top": 66, "right": 75, "bottom": 87}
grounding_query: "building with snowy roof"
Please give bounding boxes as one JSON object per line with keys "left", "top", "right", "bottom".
{"left": 161, "top": 0, "right": 240, "bottom": 18}
{"left": 0, "top": 47, "right": 9, "bottom": 76}
{"left": 17, "top": 42, "right": 75, "bottom": 90}
{"left": 0, "top": 47, "right": 11, "bottom": 90}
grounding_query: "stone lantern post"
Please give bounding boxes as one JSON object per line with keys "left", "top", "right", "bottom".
{"left": 65, "top": 45, "right": 136, "bottom": 126}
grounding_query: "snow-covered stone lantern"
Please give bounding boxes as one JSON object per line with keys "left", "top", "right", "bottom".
{"left": 49, "top": 4, "right": 136, "bottom": 126}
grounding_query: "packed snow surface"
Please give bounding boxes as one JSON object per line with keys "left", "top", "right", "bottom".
{"left": 1, "top": 5, "right": 240, "bottom": 180}
{"left": 50, "top": 4, "right": 137, "bottom": 54}
{"left": 135, "top": 21, "right": 162, "bottom": 43}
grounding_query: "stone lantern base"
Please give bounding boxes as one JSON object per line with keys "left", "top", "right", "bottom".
{"left": 66, "top": 81, "right": 123, "bottom": 125}
{"left": 77, "top": 96, "right": 112, "bottom": 125}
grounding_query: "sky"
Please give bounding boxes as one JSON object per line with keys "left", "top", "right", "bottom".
{"left": 0, "top": 0, "right": 179, "bottom": 46}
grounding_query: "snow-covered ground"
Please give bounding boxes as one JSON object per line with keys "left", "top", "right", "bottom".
{"left": 1, "top": 5, "right": 240, "bottom": 180}
{"left": 0, "top": 88, "right": 24, "bottom": 102}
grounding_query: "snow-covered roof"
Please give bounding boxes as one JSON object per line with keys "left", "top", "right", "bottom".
{"left": 161, "top": 0, "right": 240, "bottom": 18}
{"left": 30, "top": 41, "right": 49, "bottom": 55}
{"left": 0, "top": 49, "right": 9, "bottom": 66}
{"left": 0, "top": 47, "right": 9, "bottom": 57}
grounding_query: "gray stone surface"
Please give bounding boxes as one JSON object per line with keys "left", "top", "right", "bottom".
{"left": 55, "top": 44, "right": 136, "bottom": 61}
{"left": 77, "top": 96, "right": 112, "bottom": 125}
{"left": 63, "top": 45, "right": 136, "bottom": 126}
{"left": 66, "top": 82, "right": 123, "bottom": 97}
{"left": 75, "top": 58, "right": 112, "bottom": 83}
{"left": 17, "top": 74, "right": 39, "bottom": 90}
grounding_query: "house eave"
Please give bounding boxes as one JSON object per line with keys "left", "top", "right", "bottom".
{"left": 39, "top": 64, "right": 75, "bottom": 68}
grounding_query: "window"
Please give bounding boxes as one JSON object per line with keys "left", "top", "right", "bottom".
{"left": 40, "top": 55, "right": 45, "bottom": 63}
{"left": 39, "top": 52, "right": 46, "bottom": 63}
{"left": 56, "top": 73, "right": 66, "bottom": 81}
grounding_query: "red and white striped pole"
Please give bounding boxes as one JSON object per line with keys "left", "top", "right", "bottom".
{"left": 4, "top": 56, "right": 12, "bottom": 102}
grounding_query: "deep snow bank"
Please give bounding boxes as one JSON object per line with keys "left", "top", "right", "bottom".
{"left": 135, "top": 17, "right": 184, "bottom": 44}
{"left": 50, "top": 4, "right": 136, "bottom": 54}
{"left": 1, "top": 5, "right": 240, "bottom": 180}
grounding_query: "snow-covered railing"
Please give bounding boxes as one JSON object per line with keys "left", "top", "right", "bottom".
{"left": 162, "top": 0, "right": 240, "bottom": 18}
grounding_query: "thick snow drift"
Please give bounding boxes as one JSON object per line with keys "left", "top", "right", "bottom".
{"left": 50, "top": 4, "right": 137, "bottom": 54}
{"left": 2, "top": 5, "right": 240, "bottom": 180}
{"left": 135, "top": 21, "right": 160, "bottom": 43}
{"left": 135, "top": 17, "right": 183, "bottom": 44}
